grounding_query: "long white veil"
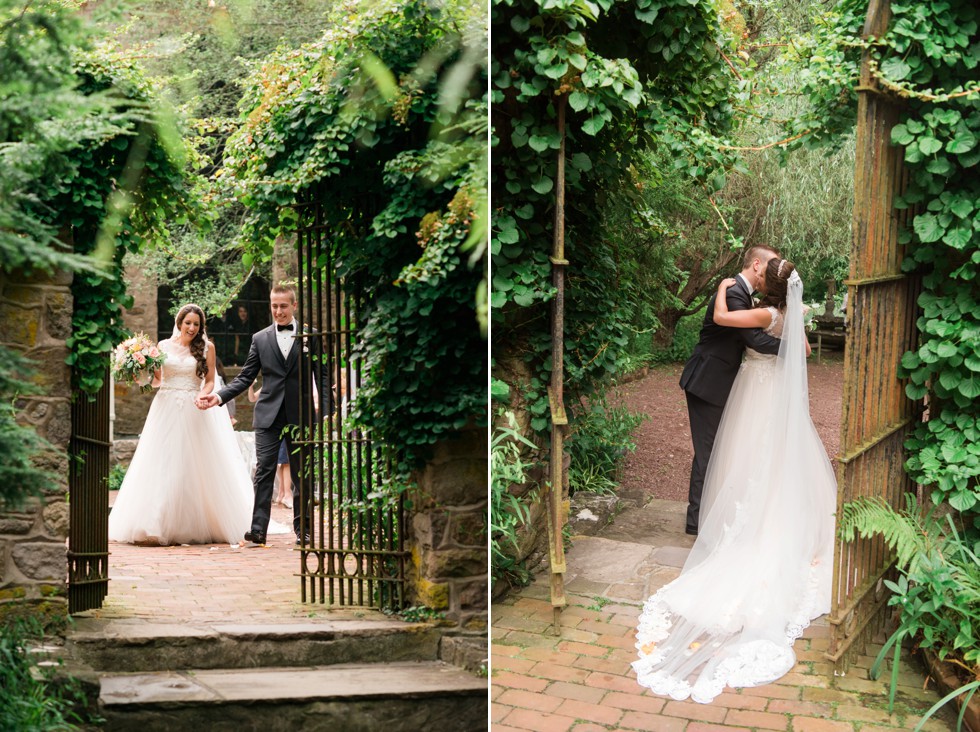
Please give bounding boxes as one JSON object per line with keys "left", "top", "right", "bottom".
{"left": 633, "top": 269, "right": 837, "bottom": 703}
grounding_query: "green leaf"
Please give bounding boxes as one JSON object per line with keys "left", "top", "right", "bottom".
{"left": 918, "top": 137, "right": 942, "bottom": 155}
{"left": 880, "top": 57, "right": 911, "bottom": 81}
{"left": 514, "top": 204, "right": 534, "bottom": 220}
{"left": 581, "top": 115, "right": 605, "bottom": 135}
{"left": 939, "top": 370, "right": 961, "bottom": 390}
{"left": 543, "top": 62, "right": 569, "bottom": 80}
{"left": 946, "top": 135, "right": 976, "bottom": 154}
{"left": 901, "top": 351, "right": 921, "bottom": 370}
{"left": 913, "top": 213, "right": 944, "bottom": 243}
{"left": 949, "top": 488, "right": 978, "bottom": 511}
{"left": 570, "top": 152, "right": 592, "bottom": 171}
{"left": 528, "top": 135, "right": 552, "bottom": 152}
{"left": 531, "top": 176, "right": 554, "bottom": 195}
{"left": 568, "top": 91, "right": 590, "bottom": 112}
{"left": 891, "top": 124, "right": 913, "bottom": 145}
{"left": 950, "top": 197, "right": 974, "bottom": 219}
{"left": 944, "top": 226, "right": 972, "bottom": 249}
{"left": 636, "top": 6, "right": 659, "bottom": 22}
{"left": 936, "top": 341, "right": 958, "bottom": 358}
{"left": 959, "top": 374, "right": 980, "bottom": 399}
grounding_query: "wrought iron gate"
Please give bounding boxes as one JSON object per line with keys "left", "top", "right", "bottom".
{"left": 67, "top": 370, "right": 111, "bottom": 614}
{"left": 292, "top": 190, "right": 407, "bottom": 609}
{"left": 827, "top": 0, "right": 922, "bottom": 671}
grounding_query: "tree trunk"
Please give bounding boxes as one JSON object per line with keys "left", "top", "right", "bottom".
{"left": 652, "top": 308, "right": 682, "bottom": 351}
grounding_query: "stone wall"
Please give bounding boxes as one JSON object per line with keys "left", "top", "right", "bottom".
{"left": 0, "top": 270, "right": 74, "bottom": 625}
{"left": 409, "top": 426, "right": 487, "bottom": 646}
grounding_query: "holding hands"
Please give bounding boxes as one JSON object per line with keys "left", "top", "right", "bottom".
{"left": 196, "top": 393, "right": 221, "bottom": 410}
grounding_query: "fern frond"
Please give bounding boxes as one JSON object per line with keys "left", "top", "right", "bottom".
{"left": 838, "top": 494, "right": 936, "bottom": 574}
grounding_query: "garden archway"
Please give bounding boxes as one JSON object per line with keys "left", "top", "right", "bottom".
{"left": 533, "top": 0, "right": 923, "bottom": 675}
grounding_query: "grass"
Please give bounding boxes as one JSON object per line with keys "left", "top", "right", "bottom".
{"left": 0, "top": 618, "right": 98, "bottom": 731}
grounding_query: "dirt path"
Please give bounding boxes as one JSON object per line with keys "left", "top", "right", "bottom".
{"left": 614, "top": 351, "right": 845, "bottom": 503}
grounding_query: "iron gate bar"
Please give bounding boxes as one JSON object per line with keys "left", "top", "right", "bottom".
{"left": 68, "top": 367, "right": 111, "bottom": 615}
{"left": 293, "top": 184, "right": 407, "bottom": 609}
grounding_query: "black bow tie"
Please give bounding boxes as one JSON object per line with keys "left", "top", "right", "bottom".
{"left": 277, "top": 323, "right": 294, "bottom": 332}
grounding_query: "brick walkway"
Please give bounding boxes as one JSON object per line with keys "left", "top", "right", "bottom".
{"left": 491, "top": 578, "right": 956, "bottom": 731}
{"left": 85, "top": 503, "right": 370, "bottom": 623}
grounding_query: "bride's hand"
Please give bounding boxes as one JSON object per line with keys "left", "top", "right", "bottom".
{"left": 718, "top": 277, "right": 737, "bottom": 293}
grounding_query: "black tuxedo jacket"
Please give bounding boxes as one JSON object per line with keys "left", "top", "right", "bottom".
{"left": 217, "top": 324, "right": 327, "bottom": 430}
{"left": 679, "top": 276, "right": 781, "bottom": 407}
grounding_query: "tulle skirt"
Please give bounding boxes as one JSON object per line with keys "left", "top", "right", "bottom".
{"left": 633, "top": 353, "right": 837, "bottom": 703}
{"left": 108, "top": 388, "right": 254, "bottom": 545}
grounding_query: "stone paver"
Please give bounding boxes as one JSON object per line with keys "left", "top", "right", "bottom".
{"left": 492, "top": 511, "right": 958, "bottom": 731}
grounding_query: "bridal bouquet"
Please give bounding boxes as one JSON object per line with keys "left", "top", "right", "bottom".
{"left": 112, "top": 333, "right": 166, "bottom": 393}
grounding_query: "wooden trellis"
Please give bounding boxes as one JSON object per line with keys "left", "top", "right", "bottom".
{"left": 826, "top": 0, "right": 922, "bottom": 672}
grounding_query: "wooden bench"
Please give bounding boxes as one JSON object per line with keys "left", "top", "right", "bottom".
{"left": 808, "top": 316, "right": 847, "bottom": 363}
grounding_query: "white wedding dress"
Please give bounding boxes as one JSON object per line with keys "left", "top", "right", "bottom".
{"left": 633, "top": 272, "right": 837, "bottom": 704}
{"left": 108, "top": 339, "right": 254, "bottom": 545}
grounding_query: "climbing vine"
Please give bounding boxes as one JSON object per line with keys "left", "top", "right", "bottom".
{"left": 492, "top": 0, "right": 748, "bottom": 431}
{"left": 58, "top": 47, "right": 202, "bottom": 395}
{"left": 755, "top": 0, "right": 980, "bottom": 516}
{"left": 221, "top": 0, "right": 487, "bottom": 469}
{"left": 0, "top": 3, "right": 194, "bottom": 503}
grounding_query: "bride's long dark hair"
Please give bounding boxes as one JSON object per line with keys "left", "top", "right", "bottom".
{"left": 174, "top": 304, "right": 208, "bottom": 380}
{"left": 756, "top": 258, "right": 796, "bottom": 311}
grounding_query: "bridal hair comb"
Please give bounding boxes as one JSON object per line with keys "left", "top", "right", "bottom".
{"left": 777, "top": 259, "right": 789, "bottom": 278}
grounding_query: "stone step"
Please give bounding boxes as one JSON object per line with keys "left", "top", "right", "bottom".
{"left": 67, "top": 618, "right": 440, "bottom": 672}
{"left": 98, "top": 660, "right": 488, "bottom": 732}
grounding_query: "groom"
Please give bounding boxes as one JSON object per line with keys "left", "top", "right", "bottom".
{"left": 198, "top": 284, "right": 325, "bottom": 546}
{"left": 679, "top": 245, "right": 781, "bottom": 536}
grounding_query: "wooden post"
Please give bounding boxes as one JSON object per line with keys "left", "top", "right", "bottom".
{"left": 547, "top": 95, "right": 569, "bottom": 635}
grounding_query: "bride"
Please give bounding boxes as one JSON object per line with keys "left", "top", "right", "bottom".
{"left": 633, "top": 259, "right": 838, "bottom": 704}
{"left": 108, "top": 304, "right": 254, "bottom": 545}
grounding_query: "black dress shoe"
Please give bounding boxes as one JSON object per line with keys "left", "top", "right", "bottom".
{"left": 684, "top": 527, "right": 698, "bottom": 536}
{"left": 244, "top": 530, "right": 266, "bottom": 545}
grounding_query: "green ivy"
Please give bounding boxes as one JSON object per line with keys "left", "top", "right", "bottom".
{"left": 492, "top": 0, "right": 745, "bottom": 432}
{"left": 876, "top": 1, "right": 980, "bottom": 517}
{"left": 221, "top": 0, "right": 487, "bottom": 471}
{"left": 1, "top": 3, "right": 194, "bottom": 504}
{"left": 797, "top": 0, "right": 980, "bottom": 520}
{"left": 799, "top": 0, "right": 980, "bottom": 691}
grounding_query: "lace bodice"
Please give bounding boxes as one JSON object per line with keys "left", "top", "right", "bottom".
{"left": 744, "top": 307, "right": 782, "bottom": 364}
{"left": 763, "top": 306, "right": 783, "bottom": 337}
{"left": 159, "top": 339, "right": 205, "bottom": 393}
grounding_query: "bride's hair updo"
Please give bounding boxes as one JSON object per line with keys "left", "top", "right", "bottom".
{"left": 756, "top": 258, "right": 797, "bottom": 311}
{"left": 175, "top": 304, "right": 208, "bottom": 380}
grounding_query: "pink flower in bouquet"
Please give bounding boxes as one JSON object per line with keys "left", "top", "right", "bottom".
{"left": 112, "top": 332, "right": 166, "bottom": 393}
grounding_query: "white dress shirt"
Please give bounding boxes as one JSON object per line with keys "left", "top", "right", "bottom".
{"left": 276, "top": 318, "right": 297, "bottom": 359}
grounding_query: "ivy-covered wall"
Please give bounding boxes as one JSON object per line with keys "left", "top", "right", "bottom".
{"left": 0, "top": 270, "right": 73, "bottom": 627}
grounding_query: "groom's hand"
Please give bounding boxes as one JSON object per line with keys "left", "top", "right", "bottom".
{"left": 197, "top": 394, "right": 221, "bottom": 410}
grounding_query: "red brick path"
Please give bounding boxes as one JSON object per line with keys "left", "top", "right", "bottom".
{"left": 89, "top": 503, "right": 369, "bottom": 623}
{"left": 491, "top": 580, "right": 955, "bottom": 731}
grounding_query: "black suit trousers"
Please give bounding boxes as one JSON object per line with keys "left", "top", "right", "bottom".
{"left": 685, "top": 391, "right": 725, "bottom": 533}
{"left": 252, "top": 407, "right": 311, "bottom": 537}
